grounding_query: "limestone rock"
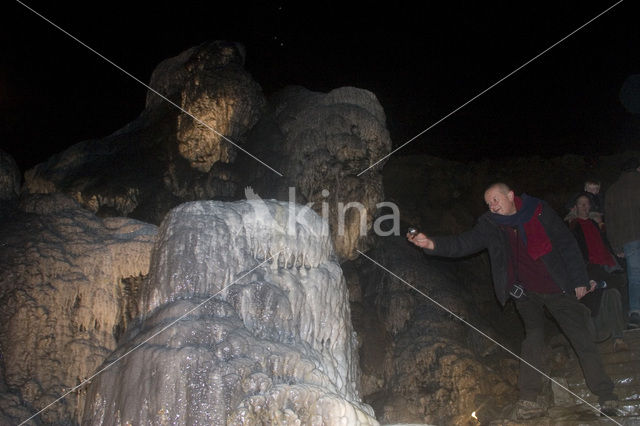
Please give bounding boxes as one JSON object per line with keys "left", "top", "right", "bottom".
{"left": 23, "top": 41, "right": 265, "bottom": 225}
{"left": 348, "top": 236, "right": 518, "bottom": 425}
{"left": 83, "top": 200, "right": 377, "bottom": 425}
{"left": 239, "top": 86, "right": 392, "bottom": 261}
{"left": 0, "top": 194, "right": 157, "bottom": 424}
{"left": 148, "top": 41, "right": 262, "bottom": 172}
{"left": 0, "top": 149, "right": 20, "bottom": 200}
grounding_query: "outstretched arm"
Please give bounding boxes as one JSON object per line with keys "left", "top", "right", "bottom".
{"left": 406, "top": 220, "right": 490, "bottom": 257}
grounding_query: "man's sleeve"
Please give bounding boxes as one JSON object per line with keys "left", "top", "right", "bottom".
{"left": 430, "top": 221, "right": 489, "bottom": 258}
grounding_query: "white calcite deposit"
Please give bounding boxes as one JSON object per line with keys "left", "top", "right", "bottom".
{"left": 83, "top": 200, "right": 377, "bottom": 425}
{"left": 0, "top": 194, "right": 158, "bottom": 424}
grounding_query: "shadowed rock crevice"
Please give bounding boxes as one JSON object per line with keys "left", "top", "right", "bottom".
{"left": 113, "top": 273, "right": 146, "bottom": 342}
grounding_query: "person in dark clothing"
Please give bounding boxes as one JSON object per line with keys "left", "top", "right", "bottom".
{"left": 407, "top": 183, "right": 618, "bottom": 419}
{"left": 568, "top": 192, "right": 627, "bottom": 352}
{"left": 584, "top": 180, "right": 605, "bottom": 216}
{"left": 605, "top": 157, "right": 640, "bottom": 329}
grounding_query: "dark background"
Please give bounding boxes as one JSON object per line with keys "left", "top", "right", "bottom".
{"left": 2, "top": 1, "right": 639, "bottom": 172}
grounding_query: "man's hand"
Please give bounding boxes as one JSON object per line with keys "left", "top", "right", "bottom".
{"left": 591, "top": 211, "right": 604, "bottom": 225}
{"left": 575, "top": 281, "right": 597, "bottom": 299}
{"left": 407, "top": 231, "right": 435, "bottom": 250}
{"left": 575, "top": 286, "right": 589, "bottom": 299}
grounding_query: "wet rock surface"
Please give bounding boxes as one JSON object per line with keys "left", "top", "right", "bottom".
{"left": 0, "top": 194, "right": 157, "bottom": 424}
{"left": 542, "top": 328, "right": 640, "bottom": 422}
{"left": 82, "top": 200, "right": 377, "bottom": 425}
{"left": 488, "top": 329, "right": 640, "bottom": 425}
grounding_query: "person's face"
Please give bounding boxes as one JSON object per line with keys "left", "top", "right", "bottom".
{"left": 585, "top": 183, "right": 600, "bottom": 195}
{"left": 484, "top": 187, "right": 516, "bottom": 215}
{"left": 575, "top": 195, "right": 591, "bottom": 218}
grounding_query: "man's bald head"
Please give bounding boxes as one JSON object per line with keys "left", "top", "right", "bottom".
{"left": 486, "top": 182, "right": 511, "bottom": 195}
{"left": 484, "top": 183, "right": 516, "bottom": 215}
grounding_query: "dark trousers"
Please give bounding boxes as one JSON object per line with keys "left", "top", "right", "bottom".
{"left": 592, "top": 288, "right": 626, "bottom": 340}
{"left": 515, "top": 292, "right": 616, "bottom": 403}
{"left": 586, "top": 262, "right": 629, "bottom": 317}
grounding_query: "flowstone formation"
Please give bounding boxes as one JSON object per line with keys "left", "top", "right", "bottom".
{"left": 239, "top": 85, "right": 392, "bottom": 260}
{"left": 83, "top": 200, "right": 377, "bottom": 425}
{"left": 23, "top": 41, "right": 265, "bottom": 225}
{"left": 0, "top": 193, "right": 157, "bottom": 425}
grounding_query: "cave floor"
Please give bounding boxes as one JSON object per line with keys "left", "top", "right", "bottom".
{"left": 489, "top": 328, "right": 640, "bottom": 425}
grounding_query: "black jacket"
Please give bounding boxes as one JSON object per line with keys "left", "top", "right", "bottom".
{"left": 428, "top": 200, "right": 589, "bottom": 305}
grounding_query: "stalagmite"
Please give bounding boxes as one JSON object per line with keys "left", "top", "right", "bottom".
{"left": 83, "top": 200, "right": 377, "bottom": 425}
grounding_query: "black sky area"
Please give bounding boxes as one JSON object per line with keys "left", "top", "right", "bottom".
{"left": 1, "top": 1, "right": 639, "bottom": 172}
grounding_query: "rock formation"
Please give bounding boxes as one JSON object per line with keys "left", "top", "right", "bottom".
{"left": 0, "top": 194, "right": 157, "bottom": 424}
{"left": 23, "top": 41, "right": 265, "bottom": 225}
{"left": 82, "top": 200, "right": 377, "bottom": 425}
{"left": 0, "top": 148, "right": 20, "bottom": 201}
{"left": 239, "top": 85, "right": 392, "bottom": 261}
{"left": 346, "top": 235, "right": 519, "bottom": 425}
{"left": 6, "top": 36, "right": 638, "bottom": 424}
{"left": 21, "top": 41, "right": 392, "bottom": 264}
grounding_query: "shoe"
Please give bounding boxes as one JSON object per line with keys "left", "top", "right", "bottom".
{"left": 514, "top": 399, "right": 546, "bottom": 420}
{"left": 629, "top": 312, "right": 640, "bottom": 329}
{"left": 600, "top": 399, "right": 620, "bottom": 417}
{"left": 613, "top": 338, "right": 629, "bottom": 352}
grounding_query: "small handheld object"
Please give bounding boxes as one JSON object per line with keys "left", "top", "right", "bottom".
{"left": 594, "top": 280, "right": 607, "bottom": 290}
{"left": 408, "top": 227, "right": 418, "bottom": 236}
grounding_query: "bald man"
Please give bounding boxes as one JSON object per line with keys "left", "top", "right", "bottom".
{"left": 408, "top": 183, "right": 617, "bottom": 419}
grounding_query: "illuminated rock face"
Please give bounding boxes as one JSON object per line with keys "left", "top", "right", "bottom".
{"left": 149, "top": 41, "right": 263, "bottom": 173}
{"left": 23, "top": 41, "right": 265, "bottom": 225}
{"left": 82, "top": 200, "right": 377, "bottom": 425}
{"left": 240, "top": 86, "right": 392, "bottom": 261}
{"left": 0, "top": 194, "right": 157, "bottom": 425}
